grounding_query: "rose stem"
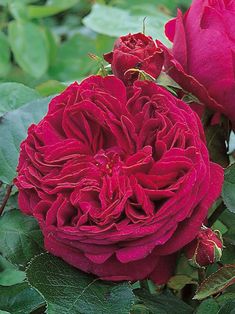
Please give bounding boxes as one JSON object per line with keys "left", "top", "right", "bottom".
{"left": 0, "top": 184, "right": 13, "bottom": 216}
{"left": 207, "top": 202, "right": 226, "bottom": 227}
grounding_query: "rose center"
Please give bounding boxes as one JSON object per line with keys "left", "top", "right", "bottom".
{"left": 94, "top": 149, "right": 123, "bottom": 176}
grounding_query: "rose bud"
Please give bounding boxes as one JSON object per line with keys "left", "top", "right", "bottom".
{"left": 185, "top": 226, "right": 223, "bottom": 268}
{"left": 158, "top": 0, "right": 235, "bottom": 127}
{"left": 104, "top": 33, "right": 164, "bottom": 85}
{"left": 15, "top": 76, "right": 223, "bottom": 284}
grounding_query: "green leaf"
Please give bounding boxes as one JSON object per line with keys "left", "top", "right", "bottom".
{"left": 217, "top": 300, "right": 235, "bottom": 314}
{"left": 27, "top": 0, "right": 79, "bottom": 18}
{"left": 222, "top": 164, "right": 235, "bottom": 213}
{"left": 0, "top": 32, "right": 11, "bottom": 77}
{"left": 131, "top": 304, "right": 150, "bottom": 314}
{"left": 175, "top": 254, "right": 198, "bottom": 281}
{"left": 0, "top": 96, "right": 50, "bottom": 183}
{"left": 26, "top": 253, "right": 135, "bottom": 314}
{"left": 43, "top": 27, "right": 58, "bottom": 65}
{"left": 0, "top": 185, "right": 19, "bottom": 212}
{"left": 83, "top": 4, "right": 171, "bottom": 46}
{"left": 195, "top": 299, "right": 220, "bottom": 314}
{"left": 8, "top": 21, "right": 49, "bottom": 78}
{"left": 116, "top": 0, "right": 190, "bottom": 14}
{"left": 49, "top": 33, "right": 97, "bottom": 81}
{"left": 163, "top": 0, "right": 191, "bottom": 11}
{"left": 194, "top": 265, "right": 235, "bottom": 300}
{"left": 217, "top": 293, "right": 235, "bottom": 307}
{"left": 167, "top": 275, "right": 194, "bottom": 290}
{"left": 9, "top": 2, "right": 29, "bottom": 20}
{"left": 36, "top": 80, "right": 66, "bottom": 97}
{"left": 205, "top": 123, "right": 229, "bottom": 168}
{"left": 0, "top": 268, "right": 26, "bottom": 286}
{"left": 95, "top": 34, "right": 116, "bottom": 56}
{"left": 212, "top": 219, "right": 228, "bottom": 236}
{"left": 221, "top": 245, "right": 235, "bottom": 265}
{"left": 0, "top": 82, "right": 40, "bottom": 116}
{"left": 0, "top": 282, "right": 45, "bottom": 314}
{"left": 0, "top": 0, "right": 40, "bottom": 5}
{"left": 219, "top": 209, "right": 235, "bottom": 244}
{"left": 0, "top": 0, "right": 8, "bottom": 6}
{"left": 0, "top": 210, "right": 44, "bottom": 267}
{"left": 131, "top": 289, "right": 193, "bottom": 314}
{"left": 0, "top": 255, "right": 25, "bottom": 286}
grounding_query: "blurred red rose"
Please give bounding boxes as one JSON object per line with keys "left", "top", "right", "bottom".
{"left": 185, "top": 226, "right": 223, "bottom": 267}
{"left": 159, "top": 0, "right": 235, "bottom": 126}
{"left": 104, "top": 33, "right": 164, "bottom": 85}
{"left": 15, "top": 75, "right": 223, "bottom": 284}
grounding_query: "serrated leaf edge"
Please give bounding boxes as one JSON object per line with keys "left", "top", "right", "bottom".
{"left": 25, "top": 252, "right": 48, "bottom": 312}
{"left": 194, "top": 264, "right": 235, "bottom": 300}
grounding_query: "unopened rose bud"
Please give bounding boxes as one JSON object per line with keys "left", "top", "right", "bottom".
{"left": 103, "top": 32, "right": 164, "bottom": 85}
{"left": 185, "top": 226, "right": 223, "bottom": 268}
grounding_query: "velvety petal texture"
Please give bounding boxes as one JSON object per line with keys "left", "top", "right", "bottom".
{"left": 15, "top": 75, "right": 223, "bottom": 284}
{"left": 104, "top": 33, "right": 164, "bottom": 85}
{"left": 162, "top": 0, "right": 235, "bottom": 126}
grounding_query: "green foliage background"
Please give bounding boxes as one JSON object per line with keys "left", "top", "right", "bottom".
{"left": 1, "top": 1, "right": 235, "bottom": 314}
{"left": 0, "top": 0, "right": 190, "bottom": 88}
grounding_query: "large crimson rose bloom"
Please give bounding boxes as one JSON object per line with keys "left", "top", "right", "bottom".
{"left": 160, "top": 0, "right": 235, "bottom": 126}
{"left": 104, "top": 33, "right": 164, "bottom": 85}
{"left": 15, "top": 76, "right": 223, "bottom": 284}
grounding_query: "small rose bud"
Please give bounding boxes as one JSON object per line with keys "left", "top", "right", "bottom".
{"left": 185, "top": 226, "right": 223, "bottom": 268}
{"left": 103, "top": 32, "right": 164, "bottom": 85}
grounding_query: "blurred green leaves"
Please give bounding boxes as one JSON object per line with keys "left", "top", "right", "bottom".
{"left": 0, "top": 95, "right": 50, "bottom": 183}
{"left": 83, "top": 4, "right": 170, "bottom": 46}
{"left": 0, "top": 0, "right": 87, "bottom": 81}
{"left": 0, "top": 82, "right": 39, "bottom": 115}
{"left": 49, "top": 33, "right": 97, "bottom": 81}
{"left": 0, "top": 0, "right": 180, "bottom": 83}
{"left": 8, "top": 21, "right": 49, "bottom": 78}
{"left": 28, "top": 0, "right": 80, "bottom": 18}
{"left": 0, "top": 32, "right": 11, "bottom": 77}
{"left": 49, "top": 33, "right": 115, "bottom": 81}
{"left": 116, "top": 0, "right": 190, "bottom": 13}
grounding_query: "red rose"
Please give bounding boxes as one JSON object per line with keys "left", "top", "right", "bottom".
{"left": 104, "top": 33, "right": 164, "bottom": 85}
{"left": 15, "top": 75, "right": 223, "bottom": 284}
{"left": 185, "top": 226, "right": 223, "bottom": 267}
{"left": 159, "top": 0, "right": 235, "bottom": 126}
